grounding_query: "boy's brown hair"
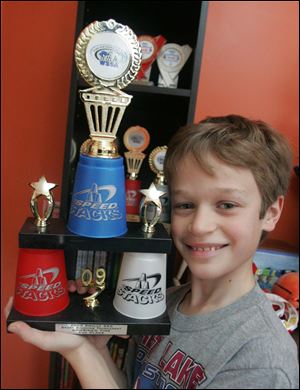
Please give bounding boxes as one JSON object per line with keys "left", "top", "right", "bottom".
{"left": 164, "top": 114, "right": 293, "bottom": 218}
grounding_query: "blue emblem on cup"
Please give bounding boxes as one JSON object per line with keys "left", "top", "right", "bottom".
{"left": 68, "top": 154, "right": 127, "bottom": 238}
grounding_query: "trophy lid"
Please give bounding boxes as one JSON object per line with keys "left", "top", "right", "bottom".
{"left": 75, "top": 19, "right": 142, "bottom": 89}
{"left": 123, "top": 125, "right": 150, "bottom": 152}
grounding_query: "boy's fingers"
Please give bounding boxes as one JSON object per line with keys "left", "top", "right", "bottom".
{"left": 7, "top": 321, "right": 56, "bottom": 351}
{"left": 68, "top": 279, "right": 91, "bottom": 294}
{"left": 75, "top": 278, "right": 89, "bottom": 294}
{"left": 4, "top": 296, "right": 14, "bottom": 318}
{"left": 7, "top": 321, "right": 82, "bottom": 352}
{"left": 69, "top": 279, "right": 99, "bottom": 295}
{"left": 7, "top": 321, "right": 41, "bottom": 344}
{"left": 68, "top": 280, "right": 77, "bottom": 293}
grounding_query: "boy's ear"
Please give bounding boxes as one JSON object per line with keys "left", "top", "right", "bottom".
{"left": 262, "top": 196, "right": 284, "bottom": 232}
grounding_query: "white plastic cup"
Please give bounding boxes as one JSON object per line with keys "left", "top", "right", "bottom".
{"left": 113, "top": 252, "right": 167, "bottom": 319}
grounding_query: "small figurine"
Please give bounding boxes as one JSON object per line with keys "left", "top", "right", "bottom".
{"left": 29, "top": 176, "right": 57, "bottom": 228}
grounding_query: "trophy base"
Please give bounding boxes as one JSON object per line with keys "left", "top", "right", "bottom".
{"left": 6, "top": 289, "right": 171, "bottom": 335}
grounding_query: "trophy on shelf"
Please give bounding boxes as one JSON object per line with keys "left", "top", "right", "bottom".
{"left": 67, "top": 19, "right": 142, "bottom": 238}
{"left": 157, "top": 43, "right": 192, "bottom": 88}
{"left": 140, "top": 182, "right": 166, "bottom": 235}
{"left": 123, "top": 125, "right": 150, "bottom": 222}
{"left": 29, "top": 175, "right": 58, "bottom": 230}
{"left": 134, "top": 35, "right": 166, "bottom": 85}
{"left": 82, "top": 266, "right": 106, "bottom": 308}
{"left": 144, "top": 146, "right": 171, "bottom": 224}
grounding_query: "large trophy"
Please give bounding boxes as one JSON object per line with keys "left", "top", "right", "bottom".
{"left": 123, "top": 125, "right": 150, "bottom": 221}
{"left": 67, "top": 20, "right": 142, "bottom": 238}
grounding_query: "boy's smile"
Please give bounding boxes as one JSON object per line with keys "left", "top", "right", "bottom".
{"left": 185, "top": 243, "right": 228, "bottom": 258}
{"left": 170, "top": 153, "right": 280, "bottom": 288}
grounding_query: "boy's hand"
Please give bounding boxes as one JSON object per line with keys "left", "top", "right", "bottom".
{"left": 4, "top": 296, "right": 95, "bottom": 354}
{"left": 5, "top": 281, "right": 127, "bottom": 355}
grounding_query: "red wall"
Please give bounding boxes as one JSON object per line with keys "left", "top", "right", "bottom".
{"left": 1, "top": 2, "right": 78, "bottom": 388}
{"left": 1, "top": 1, "right": 298, "bottom": 388}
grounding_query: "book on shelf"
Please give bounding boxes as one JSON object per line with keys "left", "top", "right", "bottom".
{"left": 74, "top": 250, "right": 123, "bottom": 290}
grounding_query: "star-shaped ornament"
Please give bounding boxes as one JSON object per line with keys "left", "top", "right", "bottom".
{"left": 30, "top": 176, "right": 57, "bottom": 200}
{"left": 140, "top": 183, "right": 166, "bottom": 208}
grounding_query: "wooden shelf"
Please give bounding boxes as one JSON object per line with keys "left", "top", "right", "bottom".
{"left": 77, "top": 77, "right": 191, "bottom": 97}
{"left": 19, "top": 217, "right": 173, "bottom": 253}
{"left": 125, "top": 83, "right": 191, "bottom": 97}
{"left": 7, "top": 290, "right": 171, "bottom": 335}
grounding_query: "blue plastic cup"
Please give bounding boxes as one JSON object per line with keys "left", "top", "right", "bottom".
{"left": 67, "top": 154, "right": 127, "bottom": 238}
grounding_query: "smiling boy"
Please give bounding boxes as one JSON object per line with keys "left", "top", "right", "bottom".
{"left": 6, "top": 115, "right": 299, "bottom": 389}
{"left": 126, "top": 115, "right": 298, "bottom": 388}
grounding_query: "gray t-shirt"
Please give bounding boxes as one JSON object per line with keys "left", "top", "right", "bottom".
{"left": 125, "top": 283, "right": 299, "bottom": 389}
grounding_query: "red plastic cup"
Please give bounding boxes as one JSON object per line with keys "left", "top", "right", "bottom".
{"left": 125, "top": 178, "right": 142, "bottom": 215}
{"left": 14, "top": 248, "right": 70, "bottom": 316}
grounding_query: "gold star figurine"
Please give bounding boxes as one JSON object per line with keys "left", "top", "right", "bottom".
{"left": 30, "top": 176, "right": 57, "bottom": 199}
{"left": 29, "top": 176, "right": 58, "bottom": 228}
{"left": 140, "top": 183, "right": 166, "bottom": 234}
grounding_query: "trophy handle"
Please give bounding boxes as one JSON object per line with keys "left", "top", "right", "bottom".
{"left": 30, "top": 193, "right": 55, "bottom": 227}
{"left": 141, "top": 200, "right": 162, "bottom": 233}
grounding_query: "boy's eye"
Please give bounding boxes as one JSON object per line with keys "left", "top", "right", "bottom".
{"left": 218, "top": 202, "right": 236, "bottom": 210}
{"left": 174, "top": 203, "right": 194, "bottom": 210}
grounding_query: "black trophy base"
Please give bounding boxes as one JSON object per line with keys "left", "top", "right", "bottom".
{"left": 6, "top": 290, "right": 171, "bottom": 335}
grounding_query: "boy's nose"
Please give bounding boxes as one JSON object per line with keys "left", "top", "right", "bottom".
{"left": 188, "top": 207, "right": 217, "bottom": 236}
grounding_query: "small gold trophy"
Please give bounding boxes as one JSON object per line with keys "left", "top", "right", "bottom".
{"left": 82, "top": 267, "right": 106, "bottom": 308}
{"left": 123, "top": 125, "right": 150, "bottom": 222}
{"left": 148, "top": 146, "right": 171, "bottom": 224}
{"left": 29, "top": 176, "right": 58, "bottom": 230}
{"left": 140, "top": 183, "right": 166, "bottom": 234}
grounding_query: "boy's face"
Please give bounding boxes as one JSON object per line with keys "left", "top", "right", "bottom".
{"left": 170, "top": 154, "right": 281, "bottom": 282}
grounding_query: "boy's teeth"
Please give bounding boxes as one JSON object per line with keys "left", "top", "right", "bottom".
{"left": 191, "top": 246, "right": 221, "bottom": 251}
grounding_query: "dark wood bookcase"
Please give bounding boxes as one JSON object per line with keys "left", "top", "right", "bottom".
{"left": 7, "top": 1, "right": 208, "bottom": 387}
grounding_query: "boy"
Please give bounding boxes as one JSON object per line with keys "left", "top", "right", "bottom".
{"left": 6, "top": 115, "right": 299, "bottom": 388}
